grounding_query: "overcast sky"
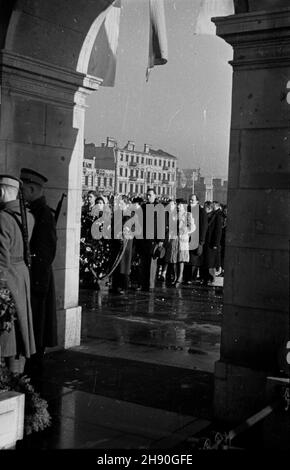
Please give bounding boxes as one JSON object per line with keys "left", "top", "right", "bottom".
{"left": 85, "top": 0, "right": 233, "bottom": 179}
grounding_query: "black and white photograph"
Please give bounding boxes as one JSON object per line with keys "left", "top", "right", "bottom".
{"left": 0, "top": 0, "right": 289, "bottom": 455}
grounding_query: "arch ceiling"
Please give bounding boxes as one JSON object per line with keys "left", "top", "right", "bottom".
{"left": 1, "top": 0, "right": 115, "bottom": 75}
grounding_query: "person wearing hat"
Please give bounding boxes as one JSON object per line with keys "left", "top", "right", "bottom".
{"left": 0, "top": 175, "right": 36, "bottom": 373}
{"left": 20, "top": 168, "right": 57, "bottom": 377}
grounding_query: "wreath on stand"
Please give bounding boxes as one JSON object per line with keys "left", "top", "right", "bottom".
{"left": 79, "top": 209, "right": 128, "bottom": 285}
{"left": 0, "top": 283, "right": 51, "bottom": 436}
{"left": 79, "top": 237, "right": 127, "bottom": 284}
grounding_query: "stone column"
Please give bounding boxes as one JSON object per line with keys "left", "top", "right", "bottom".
{"left": 0, "top": 50, "right": 101, "bottom": 348}
{"left": 213, "top": 9, "right": 290, "bottom": 422}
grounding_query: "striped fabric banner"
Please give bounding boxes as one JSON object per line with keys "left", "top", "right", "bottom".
{"left": 195, "top": 0, "right": 234, "bottom": 35}
{"left": 146, "top": 0, "right": 168, "bottom": 82}
{"left": 88, "top": 0, "right": 121, "bottom": 87}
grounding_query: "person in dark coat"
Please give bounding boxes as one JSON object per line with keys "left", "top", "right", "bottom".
{"left": 0, "top": 175, "right": 36, "bottom": 373}
{"left": 200, "top": 201, "right": 223, "bottom": 285}
{"left": 80, "top": 190, "right": 97, "bottom": 240}
{"left": 20, "top": 168, "right": 57, "bottom": 374}
{"left": 219, "top": 204, "right": 227, "bottom": 276}
{"left": 183, "top": 194, "right": 208, "bottom": 284}
{"left": 111, "top": 196, "right": 134, "bottom": 294}
{"left": 138, "top": 188, "right": 164, "bottom": 291}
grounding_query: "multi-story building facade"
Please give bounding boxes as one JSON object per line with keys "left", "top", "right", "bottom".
{"left": 84, "top": 137, "right": 177, "bottom": 198}
{"left": 82, "top": 157, "right": 96, "bottom": 191}
{"left": 176, "top": 168, "right": 228, "bottom": 204}
{"left": 83, "top": 141, "right": 115, "bottom": 195}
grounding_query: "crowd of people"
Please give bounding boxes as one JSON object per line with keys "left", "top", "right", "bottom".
{"left": 80, "top": 188, "right": 227, "bottom": 294}
{"left": 0, "top": 173, "right": 226, "bottom": 378}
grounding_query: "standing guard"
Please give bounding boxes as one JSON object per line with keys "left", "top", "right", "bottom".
{"left": 0, "top": 175, "right": 35, "bottom": 373}
{"left": 20, "top": 168, "right": 57, "bottom": 376}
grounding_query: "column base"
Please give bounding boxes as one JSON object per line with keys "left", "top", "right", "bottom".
{"left": 262, "top": 377, "right": 290, "bottom": 450}
{"left": 214, "top": 360, "right": 268, "bottom": 423}
{"left": 55, "top": 306, "right": 82, "bottom": 349}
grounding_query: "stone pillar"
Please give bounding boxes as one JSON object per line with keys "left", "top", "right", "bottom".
{"left": 213, "top": 9, "right": 290, "bottom": 422}
{"left": 0, "top": 50, "right": 101, "bottom": 348}
{"left": 204, "top": 177, "right": 213, "bottom": 201}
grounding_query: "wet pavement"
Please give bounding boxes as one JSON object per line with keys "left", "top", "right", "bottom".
{"left": 80, "top": 282, "right": 223, "bottom": 372}
{"left": 18, "top": 281, "right": 224, "bottom": 450}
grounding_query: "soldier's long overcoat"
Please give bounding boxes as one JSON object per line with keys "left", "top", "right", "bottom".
{"left": 29, "top": 196, "right": 57, "bottom": 350}
{"left": 0, "top": 200, "right": 36, "bottom": 357}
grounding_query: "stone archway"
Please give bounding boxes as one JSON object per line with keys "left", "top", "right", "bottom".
{"left": 0, "top": 0, "right": 289, "bottom": 426}
{"left": 0, "top": 0, "right": 115, "bottom": 348}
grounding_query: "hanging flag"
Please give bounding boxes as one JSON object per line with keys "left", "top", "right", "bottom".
{"left": 195, "top": 0, "right": 234, "bottom": 35}
{"left": 146, "top": 0, "right": 168, "bottom": 82}
{"left": 87, "top": 0, "right": 121, "bottom": 87}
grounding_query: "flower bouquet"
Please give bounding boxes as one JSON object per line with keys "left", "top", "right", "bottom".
{"left": 0, "top": 279, "right": 51, "bottom": 436}
{"left": 0, "top": 365, "right": 51, "bottom": 435}
{"left": 0, "top": 280, "right": 17, "bottom": 333}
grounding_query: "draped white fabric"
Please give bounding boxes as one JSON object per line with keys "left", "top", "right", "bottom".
{"left": 88, "top": 0, "right": 121, "bottom": 87}
{"left": 195, "top": 0, "right": 235, "bottom": 35}
{"left": 146, "top": 0, "right": 168, "bottom": 82}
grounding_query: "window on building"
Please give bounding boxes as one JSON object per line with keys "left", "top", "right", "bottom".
{"left": 130, "top": 169, "right": 134, "bottom": 177}
{"left": 85, "top": 176, "right": 88, "bottom": 186}
{"left": 141, "top": 170, "right": 144, "bottom": 179}
{"left": 120, "top": 153, "right": 123, "bottom": 161}
{"left": 136, "top": 156, "right": 139, "bottom": 163}
{"left": 126, "top": 154, "right": 129, "bottom": 162}
{"left": 141, "top": 157, "right": 144, "bottom": 164}
{"left": 135, "top": 184, "right": 138, "bottom": 193}
{"left": 131, "top": 155, "right": 134, "bottom": 163}
{"left": 158, "top": 186, "right": 161, "bottom": 195}
{"left": 98, "top": 177, "right": 101, "bottom": 186}
{"left": 119, "top": 182, "right": 122, "bottom": 193}
{"left": 136, "top": 170, "right": 139, "bottom": 178}
{"left": 140, "top": 184, "right": 144, "bottom": 193}
{"left": 153, "top": 172, "right": 156, "bottom": 180}
{"left": 125, "top": 168, "right": 128, "bottom": 177}
{"left": 172, "top": 162, "right": 175, "bottom": 168}
{"left": 159, "top": 173, "right": 161, "bottom": 181}
{"left": 120, "top": 167, "right": 123, "bottom": 176}
{"left": 104, "top": 177, "right": 107, "bottom": 186}
{"left": 109, "top": 178, "right": 113, "bottom": 187}
{"left": 130, "top": 183, "right": 133, "bottom": 193}
{"left": 159, "top": 159, "right": 162, "bottom": 166}
{"left": 154, "top": 159, "right": 157, "bottom": 166}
